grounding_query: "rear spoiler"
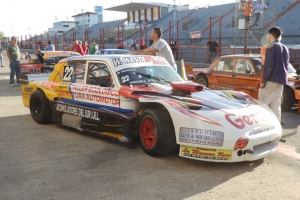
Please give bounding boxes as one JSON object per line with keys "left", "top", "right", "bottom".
{"left": 19, "top": 73, "right": 51, "bottom": 85}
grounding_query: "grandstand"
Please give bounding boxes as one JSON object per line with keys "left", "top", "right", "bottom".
{"left": 29, "top": 0, "right": 300, "bottom": 50}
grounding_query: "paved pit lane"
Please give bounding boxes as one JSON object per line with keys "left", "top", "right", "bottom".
{"left": 0, "top": 52, "right": 299, "bottom": 200}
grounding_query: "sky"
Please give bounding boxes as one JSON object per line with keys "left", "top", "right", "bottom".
{"left": 1, "top": 0, "right": 236, "bottom": 38}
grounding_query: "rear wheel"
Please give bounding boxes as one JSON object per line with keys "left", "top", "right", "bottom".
{"left": 196, "top": 75, "right": 208, "bottom": 87}
{"left": 281, "top": 86, "right": 295, "bottom": 111}
{"left": 138, "top": 106, "right": 177, "bottom": 156}
{"left": 30, "top": 90, "right": 52, "bottom": 124}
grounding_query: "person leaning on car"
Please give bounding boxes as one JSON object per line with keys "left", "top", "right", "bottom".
{"left": 258, "top": 26, "right": 289, "bottom": 123}
{"left": 132, "top": 28, "right": 177, "bottom": 71}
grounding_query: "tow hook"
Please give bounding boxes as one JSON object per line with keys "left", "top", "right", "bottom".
{"left": 237, "top": 149, "right": 253, "bottom": 156}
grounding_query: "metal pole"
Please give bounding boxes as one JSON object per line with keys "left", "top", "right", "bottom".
{"left": 173, "top": 0, "right": 176, "bottom": 37}
{"left": 275, "top": 0, "right": 278, "bottom": 26}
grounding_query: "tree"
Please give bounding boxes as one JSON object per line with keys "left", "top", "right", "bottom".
{"left": 43, "top": 30, "right": 48, "bottom": 34}
{"left": 0, "top": 31, "right": 5, "bottom": 40}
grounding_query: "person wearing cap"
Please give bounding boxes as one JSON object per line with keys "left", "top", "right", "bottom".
{"left": 45, "top": 40, "right": 55, "bottom": 51}
{"left": 7, "top": 36, "right": 23, "bottom": 87}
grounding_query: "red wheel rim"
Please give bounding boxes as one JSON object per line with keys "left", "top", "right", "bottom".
{"left": 140, "top": 116, "right": 157, "bottom": 149}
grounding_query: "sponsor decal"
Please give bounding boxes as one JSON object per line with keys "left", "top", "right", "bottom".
{"left": 44, "top": 52, "right": 80, "bottom": 58}
{"left": 58, "top": 90, "right": 72, "bottom": 99}
{"left": 71, "top": 84, "right": 119, "bottom": 97}
{"left": 249, "top": 125, "right": 275, "bottom": 136}
{"left": 180, "top": 145, "right": 232, "bottom": 160}
{"left": 112, "top": 56, "right": 169, "bottom": 67}
{"left": 179, "top": 127, "right": 224, "bottom": 146}
{"left": 225, "top": 112, "right": 265, "bottom": 129}
{"left": 56, "top": 103, "right": 99, "bottom": 121}
{"left": 21, "top": 68, "right": 42, "bottom": 73}
{"left": 70, "top": 84, "right": 120, "bottom": 106}
{"left": 37, "top": 82, "right": 59, "bottom": 90}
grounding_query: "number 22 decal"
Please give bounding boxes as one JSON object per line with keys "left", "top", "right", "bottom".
{"left": 63, "top": 66, "right": 74, "bottom": 81}
{"left": 121, "top": 75, "right": 129, "bottom": 83}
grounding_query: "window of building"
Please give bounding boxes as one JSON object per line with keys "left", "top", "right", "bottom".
{"left": 63, "top": 25, "right": 69, "bottom": 27}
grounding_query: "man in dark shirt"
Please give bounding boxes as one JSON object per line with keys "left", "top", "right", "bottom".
{"left": 207, "top": 38, "right": 218, "bottom": 63}
{"left": 170, "top": 37, "right": 176, "bottom": 52}
{"left": 258, "top": 26, "right": 289, "bottom": 122}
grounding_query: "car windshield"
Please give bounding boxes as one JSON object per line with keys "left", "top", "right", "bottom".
{"left": 116, "top": 65, "right": 183, "bottom": 85}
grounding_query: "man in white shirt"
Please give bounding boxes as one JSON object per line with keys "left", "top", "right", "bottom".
{"left": 252, "top": 0, "right": 267, "bottom": 28}
{"left": 132, "top": 28, "right": 177, "bottom": 71}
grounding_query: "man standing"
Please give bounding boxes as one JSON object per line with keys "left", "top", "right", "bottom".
{"left": 72, "top": 39, "right": 85, "bottom": 55}
{"left": 7, "top": 36, "right": 22, "bottom": 87}
{"left": 133, "top": 28, "right": 177, "bottom": 71}
{"left": 258, "top": 26, "right": 289, "bottom": 123}
{"left": 244, "top": 0, "right": 253, "bottom": 28}
{"left": 139, "top": 38, "right": 146, "bottom": 50}
{"left": 89, "top": 40, "right": 98, "bottom": 55}
{"left": 45, "top": 40, "right": 55, "bottom": 51}
{"left": 207, "top": 38, "right": 218, "bottom": 63}
{"left": 130, "top": 38, "right": 137, "bottom": 51}
{"left": 0, "top": 43, "right": 4, "bottom": 67}
{"left": 82, "top": 41, "right": 89, "bottom": 55}
{"left": 252, "top": 0, "right": 267, "bottom": 28}
{"left": 170, "top": 37, "right": 176, "bottom": 52}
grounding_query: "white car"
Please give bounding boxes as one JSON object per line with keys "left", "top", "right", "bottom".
{"left": 21, "top": 54, "right": 282, "bottom": 162}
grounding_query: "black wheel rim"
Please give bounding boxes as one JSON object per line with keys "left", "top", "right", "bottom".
{"left": 197, "top": 78, "right": 206, "bottom": 86}
{"left": 31, "top": 96, "right": 44, "bottom": 119}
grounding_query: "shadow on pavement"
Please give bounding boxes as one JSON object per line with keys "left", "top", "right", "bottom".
{"left": 0, "top": 113, "right": 265, "bottom": 200}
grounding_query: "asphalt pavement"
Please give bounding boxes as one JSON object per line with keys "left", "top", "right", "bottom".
{"left": 0, "top": 51, "right": 300, "bottom": 200}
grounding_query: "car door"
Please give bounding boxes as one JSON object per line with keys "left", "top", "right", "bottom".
{"left": 56, "top": 60, "right": 87, "bottom": 103}
{"left": 231, "top": 58, "right": 260, "bottom": 99}
{"left": 72, "top": 61, "right": 120, "bottom": 111}
{"left": 210, "top": 57, "right": 237, "bottom": 90}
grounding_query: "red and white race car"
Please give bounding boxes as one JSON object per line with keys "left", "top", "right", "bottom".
{"left": 21, "top": 55, "right": 282, "bottom": 162}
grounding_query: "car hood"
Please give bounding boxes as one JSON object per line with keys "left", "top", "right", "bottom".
{"left": 119, "top": 82, "right": 257, "bottom": 111}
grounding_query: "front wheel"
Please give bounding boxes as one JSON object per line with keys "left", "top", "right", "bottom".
{"left": 30, "top": 90, "right": 52, "bottom": 124}
{"left": 196, "top": 75, "right": 208, "bottom": 87}
{"left": 138, "top": 106, "right": 177, "bottom": 156}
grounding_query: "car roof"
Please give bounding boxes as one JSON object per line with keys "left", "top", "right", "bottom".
{"left": 220, "top": 54, "right": 261, "bottom": 58}
{"left": 58, "top": 54, "right": 172, "bottom": 72}
{"left": 99, "top": 49, "right": 130, "bottom": 52}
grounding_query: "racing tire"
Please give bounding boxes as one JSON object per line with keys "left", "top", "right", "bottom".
{"left": 138, "top": 106, "right": 177, "bottom": 156}
{"left": 196, "top": 75, "right": 208, "bottom": 87}
{"left": 281, "top": 86, "right": 295, "bottom": 111}
{"left": 30, "top": 90, "right": 52, "bottom": 124}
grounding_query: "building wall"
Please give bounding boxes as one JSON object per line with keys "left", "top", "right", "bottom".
{"left": 74, "top": 13, "right": 98, "bottom": 28}
{"left": 48, "top": 21, "right": 75, "bottom": 34}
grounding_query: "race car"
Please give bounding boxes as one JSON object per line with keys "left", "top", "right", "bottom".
{"left": 21, "top": 55, "right": 282, "bottom": 162}
{"left": 21, "top": 51, "right": 81, "bottom": 74}
{"left": 186, "top": 54, "right": 300, "bottom": 112}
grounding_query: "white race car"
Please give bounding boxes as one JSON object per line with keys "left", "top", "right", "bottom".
{"left": 21, "top": 55, "right": 282, "bottom": 162}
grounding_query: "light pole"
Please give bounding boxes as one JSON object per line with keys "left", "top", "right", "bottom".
{"left": 28, "top": 28, "right": 30, "bottom": 38}
{"left": 173, "top": 0, "right": 177, "bottom": 37}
